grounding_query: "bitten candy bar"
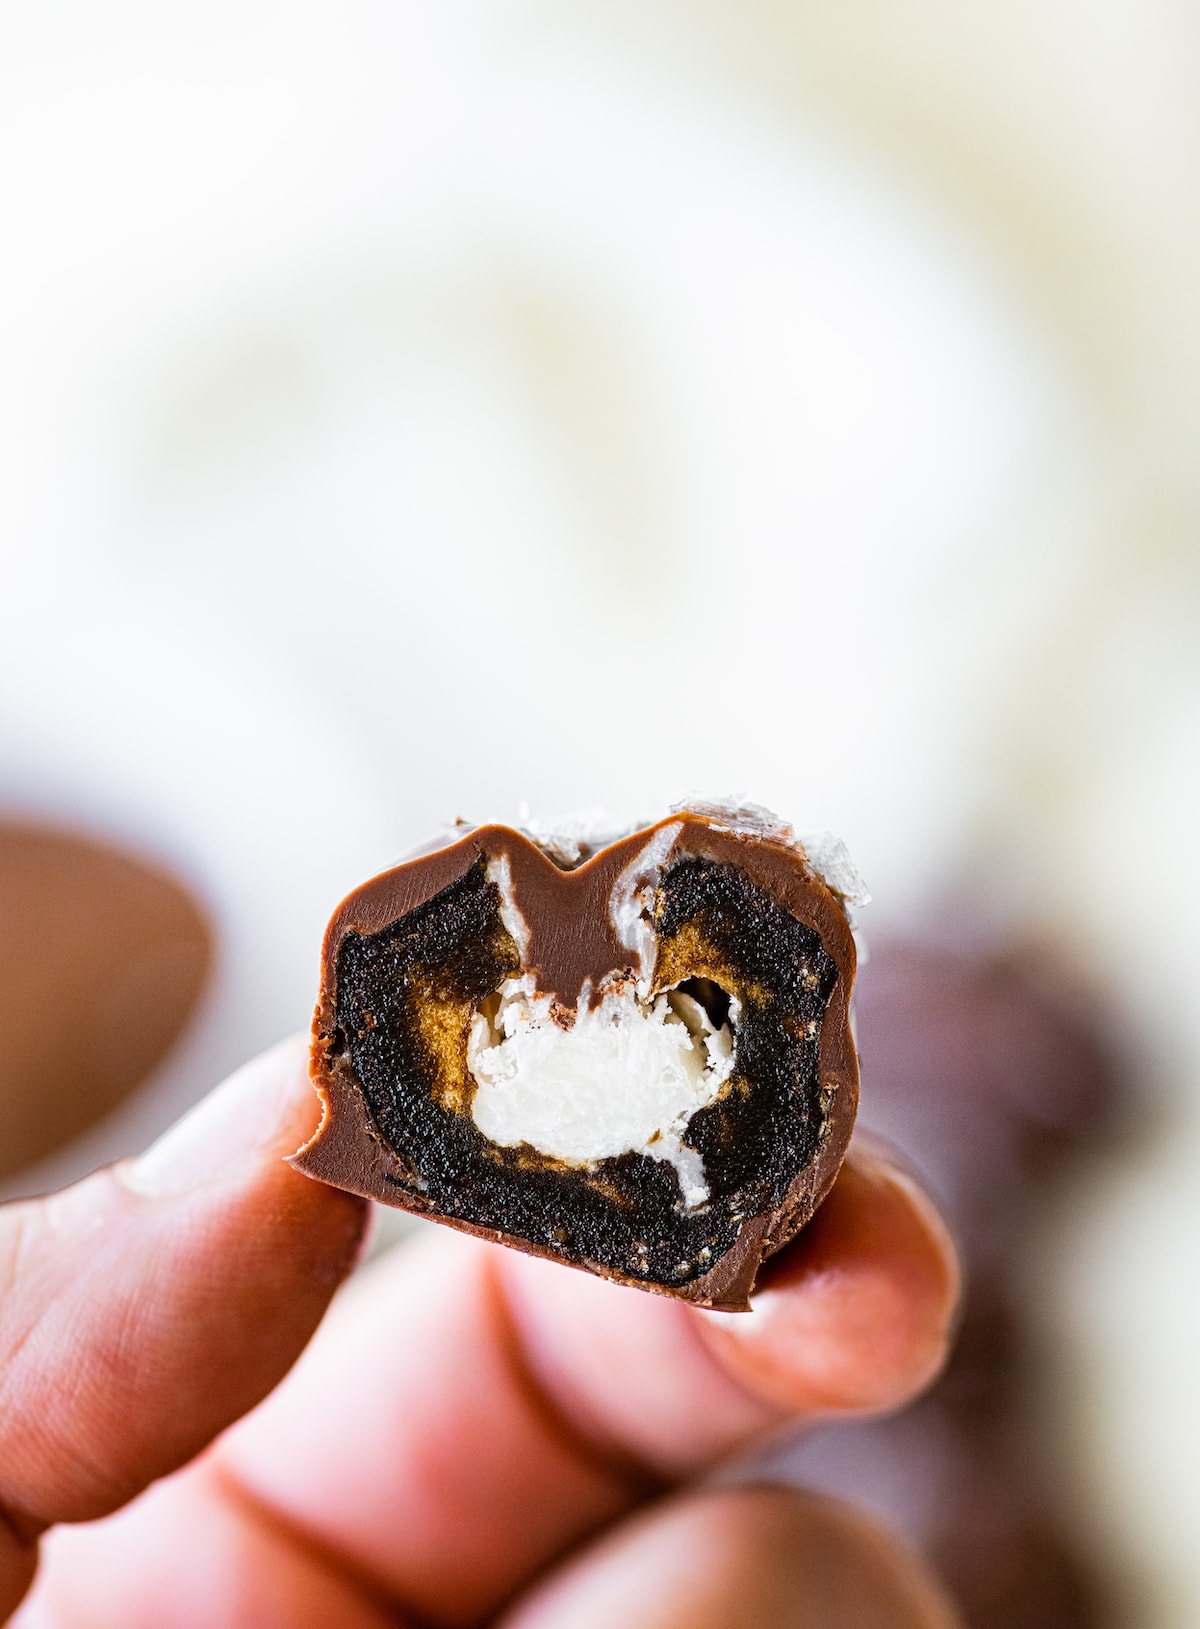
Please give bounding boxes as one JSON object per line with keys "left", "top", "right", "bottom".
{"left": 292, "top": 804, "right": 860, "bottom": 1309}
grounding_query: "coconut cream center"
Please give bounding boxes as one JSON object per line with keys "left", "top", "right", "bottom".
{"left": 467, "top": 978, "right": 737, "bottom": 1211}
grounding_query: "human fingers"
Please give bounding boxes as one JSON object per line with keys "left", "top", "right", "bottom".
{"left": 191, "top": 1147, "right": 957, "bottom": 1626}
{"left": 496, "top": 1485, "right": 962, "bottom": 1629}
{"left": 19, "top": 1150, "right": 954, "bottom": 1626}
{"left": 0, "top": 1039, "right": 368, "bottom": 1622}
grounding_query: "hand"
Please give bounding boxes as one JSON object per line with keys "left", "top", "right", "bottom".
{"left": 1, "top": 1039, "right": 962, "bottom": 1628}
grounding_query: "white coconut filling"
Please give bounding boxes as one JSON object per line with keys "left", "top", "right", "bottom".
{"left": 467, "top": 977, "right": 738, "bottom": 1211}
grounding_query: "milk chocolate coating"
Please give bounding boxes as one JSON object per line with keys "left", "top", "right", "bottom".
{"left": 0, "top": 821, "right": 213, "bottom": 1182}
{"left": 292, "top": 813, "right": 859, "bottom": 1309}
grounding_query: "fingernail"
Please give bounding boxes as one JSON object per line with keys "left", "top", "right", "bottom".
{"left": 121, "top": 1036, "right": 311, "bottom": 1198}
{"left": 843, "top": 1130, "right": 931, "bottom": 1192}
{"left": 844, "top": 1140, "right": 961, "bottom": 1275}
{"left": 842, "top": 1145, "right": 964, "bottom": 1347}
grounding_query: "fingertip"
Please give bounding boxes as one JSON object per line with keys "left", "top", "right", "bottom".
{"left": 695, "top": 1153, "right": 960, "bottom": 1416}
{"left": 499, "top": 1485, "right": 962, "bottom": 1629}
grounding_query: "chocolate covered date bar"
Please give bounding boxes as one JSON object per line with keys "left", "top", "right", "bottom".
{"left": 292, "top": 803, "right": 861, "bottom": 1309}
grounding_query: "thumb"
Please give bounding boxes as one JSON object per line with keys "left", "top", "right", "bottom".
{"left": 0, "top": 1039, "right": 368, "bottom": 1621}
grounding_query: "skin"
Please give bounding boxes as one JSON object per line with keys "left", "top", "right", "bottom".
{"left": 0, "top": 1038, "right": 962, "bottom": 1628}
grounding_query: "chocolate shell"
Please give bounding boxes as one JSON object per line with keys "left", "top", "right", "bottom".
{"left": 292, "top": 807, "right": 860, "bottom": 1309}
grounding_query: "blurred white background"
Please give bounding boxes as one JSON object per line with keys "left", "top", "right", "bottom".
{"left": 1, "top": 3, "right": 1198, "bottom": 1624}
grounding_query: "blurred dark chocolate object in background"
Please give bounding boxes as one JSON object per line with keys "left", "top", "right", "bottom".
{"left": 769, "top": 930, "right": 1126, "bottom": 1629}
{"left": 0, "top": 822, "right": 213, "bottom": 1180}
{"left": 856, "top": 939, "right": 1120, "bottom": 1274}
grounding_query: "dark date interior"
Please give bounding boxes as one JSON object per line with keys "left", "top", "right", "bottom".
{"left": 331, "top": 854, "right": 838, "bottom": 1287}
